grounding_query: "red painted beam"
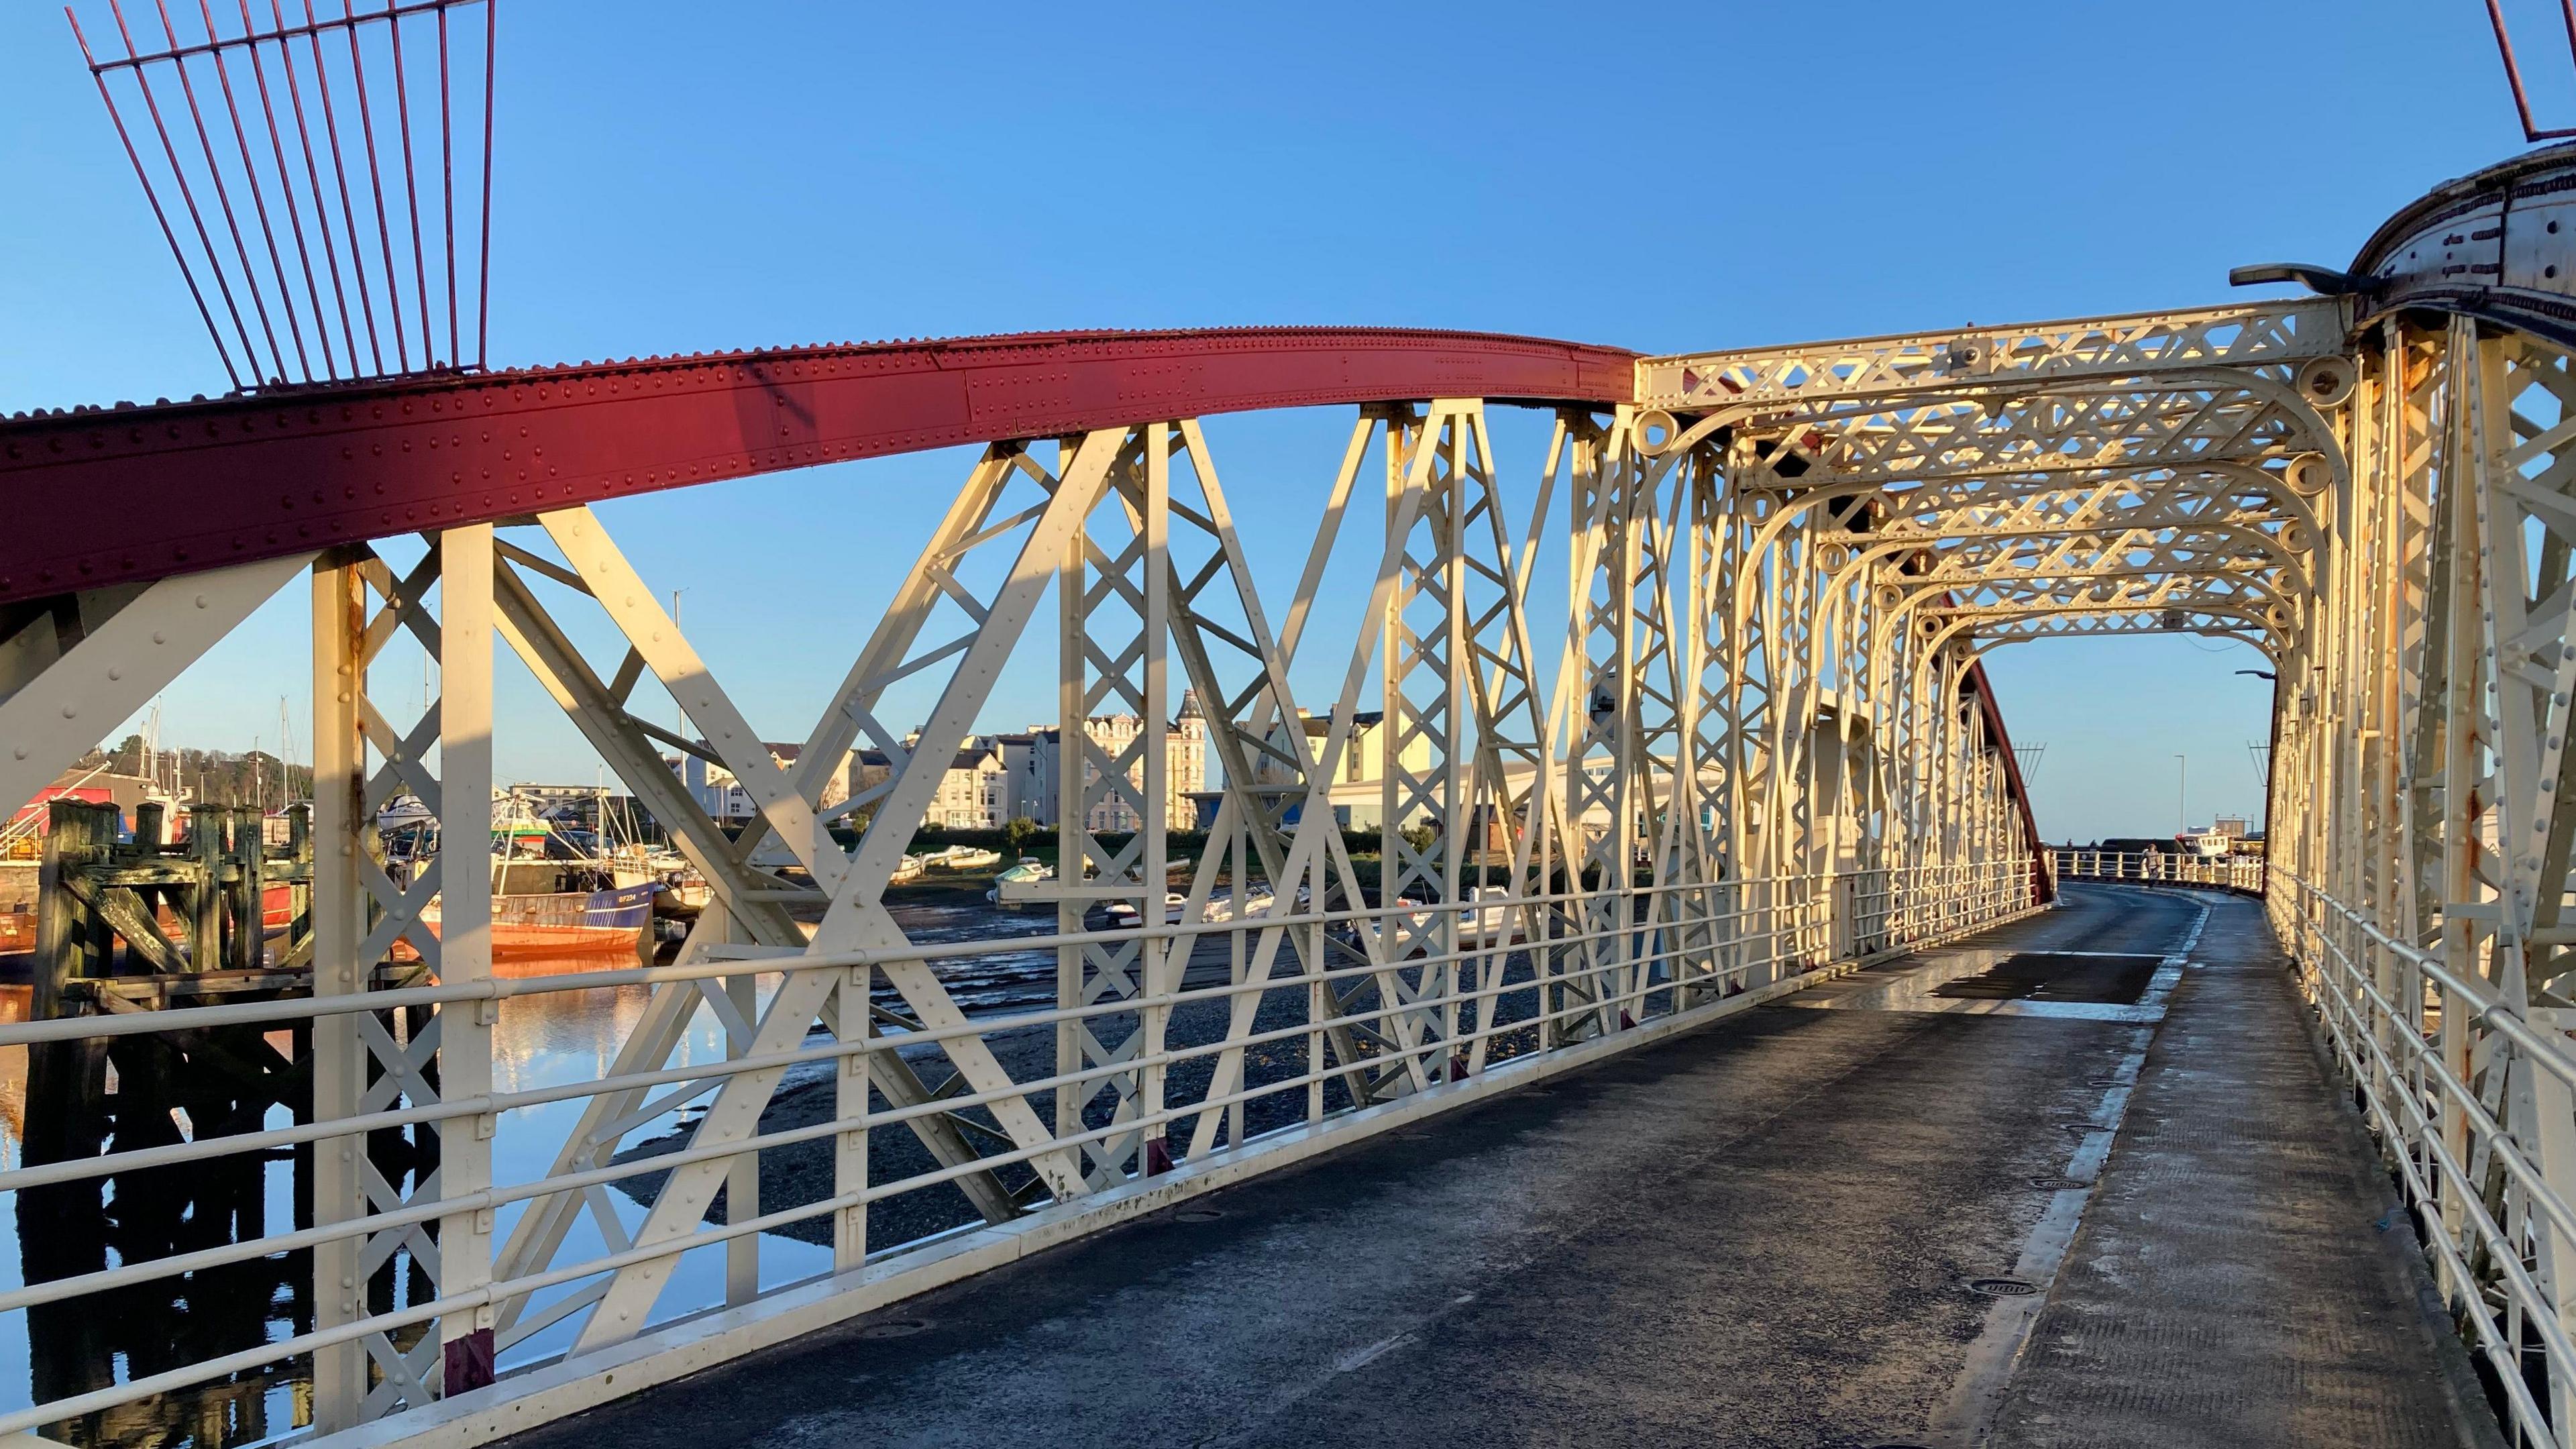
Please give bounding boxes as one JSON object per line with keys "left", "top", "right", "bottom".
{"left": 0, "top": 326, "right": 1635, "bottom": 606}
{"left": 1964, "top": 660, "right": 2053, "bottom": 905}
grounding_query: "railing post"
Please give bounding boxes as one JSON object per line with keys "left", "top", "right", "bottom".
{"left": 309, "top": 555, "right": 366, "bottom": 1432}
{"left": 435, "top": 523, "right": 498, "bottom": 1394}
{"left": 834, "top": 961, "right": 871, "bottom": 1272}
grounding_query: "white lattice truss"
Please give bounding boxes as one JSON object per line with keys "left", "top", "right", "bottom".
{"left": 2, "top": 297, "right": 2438, "bottom": 1444}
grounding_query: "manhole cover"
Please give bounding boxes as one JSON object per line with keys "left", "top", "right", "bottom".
{"left": 856, "top": 1318, "right": 931, "bottom": 1340}
{"left": 1173, "top": 1206, "right": 1224, "bottom": 1223}
{"left": 2030, "top": 1175, "right": 2089, "bottom": 1191}
{"left": 1965, "top": 1277, "right": 2039, "bottom": 1297}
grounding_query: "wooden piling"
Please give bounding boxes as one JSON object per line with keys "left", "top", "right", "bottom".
{"left": 133, "top": 800, "right": 165, "bottom": 849}
{"left": 27, "top": 800, "right": 112, "bottom": 1165}
{"left": 225, "top": 808, "right": 262, "bottom": 973}
{"left": 190, "top": 808, "right": 223, "bottom": 972}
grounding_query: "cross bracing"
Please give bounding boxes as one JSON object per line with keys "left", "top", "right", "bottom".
{"left": 30, "top": 151, "right": 2576, "bottom": 1444}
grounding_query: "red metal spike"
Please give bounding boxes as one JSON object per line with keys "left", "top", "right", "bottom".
{"left": 65, "top": 5, "right": 244, "bottom": 390}
{"left": 195, "top": 0, "right": 312, "bottom": 380}
{"left": 235, "top": 0, "right": 337, "bottom": 380}
{"left": 148, "top": 0, "right": 290, "bottom": 381}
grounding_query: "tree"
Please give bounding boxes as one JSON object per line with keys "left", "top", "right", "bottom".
{"left": 1001, "top": 816, "right": 1040, "bottom": 857}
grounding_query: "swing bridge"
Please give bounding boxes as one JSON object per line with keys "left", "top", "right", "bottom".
{"left": 7, "top": 4, "right": 2576, "bottom": 1447}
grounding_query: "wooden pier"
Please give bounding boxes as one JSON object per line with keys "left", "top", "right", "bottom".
{"left": 24, "top": 800, "right": 319, "bottom": 1165}
{"left": 18, "top": 798, "right": 441, "bottom": 1449}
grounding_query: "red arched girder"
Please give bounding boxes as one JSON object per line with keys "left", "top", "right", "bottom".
{"left": 0, "top": 326, "right": 1637, "bottom": 608}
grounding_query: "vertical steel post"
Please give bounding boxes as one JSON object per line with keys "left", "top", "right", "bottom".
{"left": 833, "top": 960, "right": 871, "bottom": 1273}
{"left": 434, "top": 522, "right": 496, "bottom": 1394}
{"left": 309, "top": 553, "right": 367, "bottom": 1432}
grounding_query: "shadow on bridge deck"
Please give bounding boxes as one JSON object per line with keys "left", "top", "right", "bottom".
{"left": 504, "top": 885, "right": 2490, "bottom": 1449}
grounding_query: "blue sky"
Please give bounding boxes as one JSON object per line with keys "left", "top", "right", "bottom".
{"left": 0, "top": 1, "right": 2552, "bottom": 841}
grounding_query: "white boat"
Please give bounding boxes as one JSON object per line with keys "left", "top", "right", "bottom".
{"left": 1456, "top": 885, "right": 1527, "bottom": 947}
{"left": 1161, "top": 884, "right": 1309, "bottom": 926}
{"left": 1102, "top": 884, "right": 1305, "bottom": 928}
{"left": 986, "top": 857, "right": 1055, "bottom": 906}
{"left": 1106, "top": 892, "right": 1190, "bottom": 928}
{"left": 1385, "top": 886, "right": 1524, "bottom": 951}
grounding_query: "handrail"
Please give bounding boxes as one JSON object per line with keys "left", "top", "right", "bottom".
{"left": 2047, "top": 848, "right": 2267, "bottom": 894}
{"left": 2267, "top": 866, "right": 2576, "bottom": 1448}
{"left": 0, "top": 853, "right": 2040, "bottom": 1438}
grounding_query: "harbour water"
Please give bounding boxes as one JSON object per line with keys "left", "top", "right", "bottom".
{"left": 0, "top": 894, "right": 1069, "bottom": 1449}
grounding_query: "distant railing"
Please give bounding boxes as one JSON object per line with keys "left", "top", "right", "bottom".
{"left": 2048, "top": 849, "right": 2266, "bottom": 894}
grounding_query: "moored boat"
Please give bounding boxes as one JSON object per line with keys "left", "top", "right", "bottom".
{"left": 986, "top": 857, "right": 1055, "bottom": 906}
{"left": 419, "top": 881, "right": 661, "bottom": 957}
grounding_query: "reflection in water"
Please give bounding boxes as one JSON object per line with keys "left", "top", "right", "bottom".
{"left": 0, "top": 902, "right": 1065, "bottom": 1449}
{"left": 21, "top": 1144, "right": 307, "bottom": 1449}
{"left": 11, "top": 969, "right": 324, "bottom": 1449}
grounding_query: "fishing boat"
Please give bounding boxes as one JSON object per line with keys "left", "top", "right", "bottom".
{"left": 604, "top": 843, "right": 712, "bottom": 910}
{"left": 2182, "top": 826, "right": 2235, "bottom": 858}
{"left": 398, "top": 792, "right": 669, "bottom": 957}
{"left": 419, "top": 881, "right": 662, "bottom": 957}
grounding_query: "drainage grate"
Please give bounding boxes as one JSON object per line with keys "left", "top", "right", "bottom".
{"left": 2029, "top": 1175, "right": 2090, "bottom": 1191}
{"left": 1965, "top": 1277, "right": 2039, "bottom": 1297}
{"left": 856, "top": 1318, "right": 931, "bottom": 1340}
{"left": 2064, "top": 1121, "right": 2110, "bottom": 1135}
{"left": 1173, "top": 1206, "right": 1225, "bottom": 1223}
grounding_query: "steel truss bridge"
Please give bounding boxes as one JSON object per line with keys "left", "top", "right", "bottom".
{"left": 14, "top": 48, "right": 2576, "bottom": 1449}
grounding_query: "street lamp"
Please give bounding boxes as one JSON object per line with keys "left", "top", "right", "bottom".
{"left": 2235, "top": 668, "right": 2277, "bottom": 682}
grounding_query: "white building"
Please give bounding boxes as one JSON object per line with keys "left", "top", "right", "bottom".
{"left": 672, "top": 696, "right": 1210, "bottom": 836}
{"left": 1304, "top": 709, "right": 1430, "bottom": 830}
{"left": 989, "top": 692, "right": 1209, "bottom": 832}
{"left": 679, "top": 741, "right": 845, "bottom": 822}
{"left": 928, "top": 743, "right": 1008, "bottom": 829}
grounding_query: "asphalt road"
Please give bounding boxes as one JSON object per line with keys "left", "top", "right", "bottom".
{"left": 506, "top": 885, "right": 2481, "bottom": 1449}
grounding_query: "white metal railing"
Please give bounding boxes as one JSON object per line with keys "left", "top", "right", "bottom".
{"left": 2269, "top": 869, "right": 2576, "bottom": 1448}
{"left": 2049, "top": 848, "right": 2266, "bottom": 894}
{"left": 0, "top": 855, "right": 2037, "bottom": 1440}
